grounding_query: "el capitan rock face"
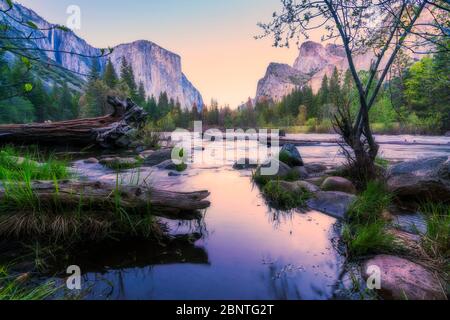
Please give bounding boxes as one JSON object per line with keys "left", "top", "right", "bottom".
{"left": 0, "top": 2, "right": 203, "bottom": 109}
{"left": 108, "top": 41, "right": 203, "bottom": 109}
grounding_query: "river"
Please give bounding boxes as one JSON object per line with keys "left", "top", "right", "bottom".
{"left": 55, "top": 134, "right": 449, "bottom": 300}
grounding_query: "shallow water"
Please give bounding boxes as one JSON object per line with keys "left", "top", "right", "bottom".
{"left": 58, "top": 134, "right": 449, "bottom": 300}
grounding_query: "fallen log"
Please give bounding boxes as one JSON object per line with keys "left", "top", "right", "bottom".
{"left": 0, "top": 96, "right": 147, "bottom": 149}
{"left": 0, "top": 180, "right": 211, "bottom": 219}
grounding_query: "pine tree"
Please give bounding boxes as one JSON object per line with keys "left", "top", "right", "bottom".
{"left": 136, "top": 82, "right": 146, "bottom": 105}
{"left": 59, "top": 83, "right": 75, "bottom": 120}
{"left": 103, "top": 58, "right": 118, "bottom": 88}
{"left": 28, "top": 78, "right": 49, "bottom": 123}
{"left": 319, "top": 74, "right": 329, "bottom": 106}
{"left": 329, "top": 67, "right": 341, "bottom": 106}
{"left": 120, "top": 57, "right": 137, "bottom": 99}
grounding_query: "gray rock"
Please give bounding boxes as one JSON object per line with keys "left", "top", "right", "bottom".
{"left": 255, "top": 159, "right": 296, "bottom": 181}
{"left": 233, "top": 158, "right": 259, "bottom": 170}
{"left": 321, "top": 176, "right": 357, "bottom": 194}
{"left": 393, "top": 212, "right": 427, "bottom": 235}
{"left": 280, "top": 143, "right": 304, "bottom": 166}
{"left": 142, "top": 148, "right": 173, "bottom": 166}
{"left": 99, "top": 157, "right": 140, "bottom": 169}
{"left": 387, "top": 156, "right": 450, "bottom": 203}
{"left": 362, "top": 255, "right": 447, "bottom": 300}
{"left": 278, "top": 181, "right": 320, "bottom": 194}
{"left": 292, "top": 166, "right": 309, "bottom": 179}
{"left": 83, "top": 157, "right": 99, "bottom": 164}
{"left": 156, "top": 159, "right": 177, "bottom": 170}
{"left": 445, "top": 131, "right": 450, "bottom": 137}
{"left": 306, "top": 191, "right": 356, "bottom": 220}
{"left": 304, "top": 163, "right": 328, "bottom": 174}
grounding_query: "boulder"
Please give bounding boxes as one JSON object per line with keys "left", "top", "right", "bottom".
{"left": 305, "top": 176, "right": 328, "bottom": 187}
{"left": 387, "top": 156, "right": 450, "bottom": 203}
{"left": 277, "top": 180, "right": 320, "bottom": 194}
{"left": 304, "top": 163, "right": 328, "bottom": 175}
{"left": 142, "top": 148, "right": 173, "bottom": 166}
{"left": 321, "top": 176, "right": 357, "bottom": 194}
{"left": 292, "top": 166, "right": 309, "bottom": 179}
{"left": 362, "top": 255, "right": 446, "bottom": 300}
{"left": 306, "top": 191, "right": 356, "bottom": 220}
{"left": 83, "top": 157, "right": 99, "bottom": 164}
{"left": 233, "top": 158, "right": 259, "bottom": 170}
{"left": 99, "top": 157, "right": 140, "bottom": 169}
{"left": 279, "top": 144, "right": 304, "bottom": 166}
{"left": 255, "top": 159, "right": 295, "bottom": 181}
{"left": 445, "top": 131, "right": 450, "bottom": 137}
{"left": 156, "top": 159, "right": 177, "bottom": 170}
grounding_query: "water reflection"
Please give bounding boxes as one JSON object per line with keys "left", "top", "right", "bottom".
{"left": 63, "top": 134, "right": 448, "bottom": 300}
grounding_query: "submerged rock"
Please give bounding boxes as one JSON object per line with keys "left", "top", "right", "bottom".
{"left": 278, "top": 180, "right": 320, "bottom": 194}
{"left": 279, "top": 144, "right": 304, "bottom": 167}
{"left": 304, "top": 163, "right": 328, "bottom": 175}
{"left": 156, "top": 159, "right": 177, "bottom": 170}
{"left": 292, "top": 166, "right": 309, "bottom": 179}
{"left": 233, "top": 158, "right": 259, "bottom": 170}
{"left": 362, "top": 255, "right": 446, "bottom": 300}
{"left": 99, "top": 157, "right": 141, "bottom": 169}
{"left": 142, "top": 148, "right": 173, "bottom": 166}
{"left": 306, "top": 191, "right": 356, "bottom": 220}
{"left": 254, "top": 159, "right": 296, "bottom": 181}
{"left": 84, "top": 157, "right": 99, "bottom": 164}
{"left": 387, "top": 156, "right": 450, "bottom": 203}
{"left": 321, "top": 176, "right": 356, "bottom": 194}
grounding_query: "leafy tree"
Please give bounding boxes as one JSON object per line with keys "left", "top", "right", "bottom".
{"left": 259, "top": 0, "right": 449, "bottom": 181}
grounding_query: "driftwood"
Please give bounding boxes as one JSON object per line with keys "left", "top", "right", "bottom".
{"left": 0, "top": 180, "right": 211, "bottom": 219}
{"left": 0, "top": 96, "right": 147, "bottom": 148}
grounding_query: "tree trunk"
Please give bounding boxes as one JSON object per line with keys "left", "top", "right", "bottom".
{"left": 0, "top": 96, "right": 147, "bottom": 149}
{"left": 0, "top": 180, "right": 211, "bottom": 219}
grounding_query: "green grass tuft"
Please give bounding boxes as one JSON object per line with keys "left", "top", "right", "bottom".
{"left": 262, "top": 180, "right": 311, "bottom": 210}
{"left": 420, "top": 203, "right": 450, "bottom": 259}
{"left": 343, "top": 221, "right": 396, "bottom": 257}
{"left": 344, "top": 181, "right": 396, "bottom": 258}
{"left": 348, "top": 181, "right": 392, "bottom": 224}
{"left": 0, "top": 265, "right": 58, "bottom": 300}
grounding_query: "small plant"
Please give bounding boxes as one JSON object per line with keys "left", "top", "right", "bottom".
{"left": 375, "top": 157, "right": 389, "bottom": 169}
{"left": 343, "top": 221, "right": 396, "bottom": 257}
{"left": 252, "top": 168, "right": 300, "bottom": 187}
{"left": 343, "top": 181, "right": 396, "bottom": 258}
{"left": 139, "top": 123, "right": 162, "bottom": 149}
{"left": 262, "top": 180, "right": 311, "bottom": 210}
{"left": 348, "top": 181, "right": 392, "bottom": 224}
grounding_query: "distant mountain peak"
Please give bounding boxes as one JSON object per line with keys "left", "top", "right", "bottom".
{"left": 2, "top": 2, "right": 203, "bottom": 109}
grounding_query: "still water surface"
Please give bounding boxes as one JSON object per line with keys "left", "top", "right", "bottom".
{"left": 62, "top": 134, "right": 449, "bottom": 300}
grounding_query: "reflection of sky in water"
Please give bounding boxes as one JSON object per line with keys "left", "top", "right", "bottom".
{"left": 67, "top": 134, "right": 449, "bottom": 300}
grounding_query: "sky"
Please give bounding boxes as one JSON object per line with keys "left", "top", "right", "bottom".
{"left": 18, "top": 0, "right": 323, "bottom": 107}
